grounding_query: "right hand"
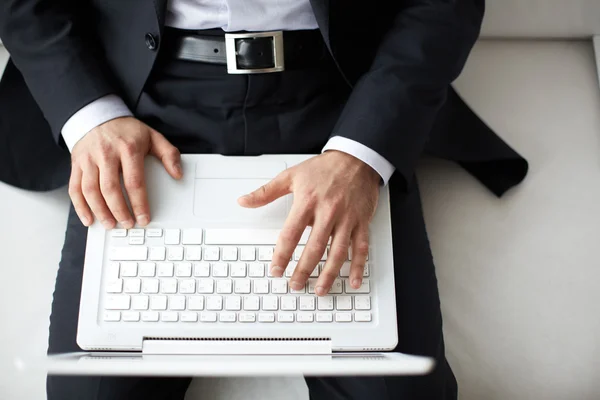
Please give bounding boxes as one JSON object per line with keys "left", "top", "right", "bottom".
{"left": 69, "top": 117, "right": 182, "bottom": 229}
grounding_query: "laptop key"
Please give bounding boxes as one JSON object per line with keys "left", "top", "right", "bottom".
{"left": 131, "top": 295, "right": 149, "bottom": 310}
{"left": 106, "top": 280, "right": 123, "bottom": 294}
{"left": 220, "top": 312, "right": 236, "bottom": 322}
{"left": 182, "top": 229, "right": 203, "bottom": 245}
{"left": 317, "top": 296, "right": 334, "bottom": 311}
{"left": 146, "top": 228, "right": 163, "bottom": 237}
{"left": 165, "top": 229, "right": 180, "bottom": 245}
{"left": 161, "top": 312, "right": 178, "bottom": 322}
{"left": 175, "top": 262, "right": 192, "bottom": 277}
{"left": 200, "top": 312, "right": 217, "bottom": 322}
{"left": 188, "top": 296, "right": 205, "bottom": 310}
{"left": 123, "top": 279, "right": 141, "bottom": 294}
{"left": 206, "top": 295, "right": 223, "bottom": 311}
{"left": 225, "top": 296, "right": 241, "bottom": 311}
{"left": 258, "top": 312, "right": 275, "bottom": 323}
{"left": 103, "top": 311, "right": 121, "bottom": 321}
{"left": 297, "top": 312, "right": 314, "bottom": 322}
{"left": 197, "top": 279, "right": 214, "bottom": 294}
{"left": 185, "top": 246, "right": 202, "bottom": 261}
{"left": 181, "top": 312, "right": 199, "bottom": 322}
{"left": 150, "top": 295, "right": 167, "bottom": 310}
{"left": 329, "top": 279, "right": 343, "bottom": 294}
{"left": 142, "top": 311, "right": 159, "bottom": 322}
{"left": 122, "top": 311, "right": 140, "bottom": 322}
{"left": 354, "top": 312, "right": 372, "bottom": 322}
{"left": 222, "top": 247, "right": 238, "bottom": 261}
{"left": 167, "top": 247, "right": 184, "bottom": 261}
{"left": 129, "top": 229, "right": 144, "bottom": 237}
{"left": 335, "top": 312, "right": 352, "bottom": 322}
{"left": 105, "top": 295, "right": 130, "bottom": 310}
{"left": 169, "top": 295, "right": 186, "bottom": 311}
{"left": 335, "top": 296, "right": 352, "bottom": 311}
{"left": 243, "top": 296, "right": 260, "bottom": 311}
{"left": 157, "top": 262, "right": 174, "bottom": 277}
{"left": 262, "top": 296, "right": 278, "bottom": 311}
{"left": 149, "top": 247, "right": 166, "bottom": 261}
{"left": 277, "top": 312, "right": 294, "bottom": 322}
{"left": 299, "top": 296, "right": 315, "bottom": 311}
{"left": 110, "top": 246, "right": 148, "bottom": 261}
{"left": 240, "top": 247, "right": 256, "bottom": 261}
{"left": 354, "top": 296, "right": 371, "bottom": 310}
{"left": 248, "top": 263, "right": 265, "bottom": 277}
{"left": 253, "top": 279, "right": 269, "bottom": 294}
{"left": 111, "top": 229, "right": 127, "bottom": 237}
{"left": 234, "top": 279, "right": 251, "bottom": 294}
{"left": 344, "top": 279, "right": 370, "bottom": 294}
{"left": 316, "top": 312, "right": 333, "bottom": 322}
{"left": 142, "top": 279, "right": 159, "bottom": 294}
{"left": 280, "top": 296, "right": 297, "bottom": 311}
{"left": 239, "top": 312, "right": 256, "bottom": 322}
{"left": 120, "top": 262, "right": 137, "bottom": 277}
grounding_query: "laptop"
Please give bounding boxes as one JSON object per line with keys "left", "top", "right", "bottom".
{"left": 39, "top": 154, "right": 434, "bottom": 377}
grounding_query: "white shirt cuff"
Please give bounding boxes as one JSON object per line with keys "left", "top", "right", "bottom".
{"left": 322, "top": 136, "right": 396, "bottom": 186}
{"left": 61, "top": 95, "right": 133, "bottom": 152}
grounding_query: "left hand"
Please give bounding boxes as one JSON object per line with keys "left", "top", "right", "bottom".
{"left": 238, "top": 151, "right": 381, "bottom": 296}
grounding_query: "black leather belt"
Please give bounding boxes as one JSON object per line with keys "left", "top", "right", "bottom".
{"left": 166, "top": 28, "right": 329, "bottom": 74}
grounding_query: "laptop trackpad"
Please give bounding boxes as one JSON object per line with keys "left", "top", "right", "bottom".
{"left": 193, "top": 159, "right": 290, "bottom": 222}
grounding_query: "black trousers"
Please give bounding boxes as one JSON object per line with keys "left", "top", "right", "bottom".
{"left": 47, "top": 49, "right": 457, "bottom": 400}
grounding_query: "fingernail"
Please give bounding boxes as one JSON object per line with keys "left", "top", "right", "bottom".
{"left": 174, "top": 162, "right": 182, "bottom": 175}
{"left": 291, "top": 281, "right": 304, "bottom": 291}
{"left": 352, "top": 279, "right": 362, "bottom": 288}
{"left": 137, "top": 214, "right": 149, "bottom": 226}
{"left": 80, "top": 216, "right": 90, "bottom": 226}
{"left": 270, "top": 266, "right": 284, "bottom": 277}
{"left": 102, "top": 219, "right": 115, "bottom": 229}
{"left": 315, "top": 286, "right": 326, "bottom": 296}
{"left": 121, "top": 220, "right": 134, "bottom": 229}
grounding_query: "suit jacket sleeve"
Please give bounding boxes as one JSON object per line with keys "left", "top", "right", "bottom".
{"left": 0, "top": 0, "right": 117, "bottom": 142}
{"left": 332, "top": 0, "right": 484, "bottom": 189}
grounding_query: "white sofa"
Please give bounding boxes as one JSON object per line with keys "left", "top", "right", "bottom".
{"left": 1, "top": 1, "right": 600, "bottom": 399}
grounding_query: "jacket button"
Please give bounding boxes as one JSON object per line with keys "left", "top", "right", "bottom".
{"left": 145, "top": 33, "right": 158, "bottom": 51}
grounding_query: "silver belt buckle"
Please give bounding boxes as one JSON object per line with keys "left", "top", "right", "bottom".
{"left": 225, "top": 31, "right": 285, "bottom": 74}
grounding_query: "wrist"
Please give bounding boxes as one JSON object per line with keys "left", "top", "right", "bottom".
{"left": 324, "top": 150, "right": 381, "bottom": 185}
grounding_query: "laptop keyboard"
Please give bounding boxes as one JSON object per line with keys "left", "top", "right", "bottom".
{"left": 103, "top": 228, "right": 373, "bottom": 324}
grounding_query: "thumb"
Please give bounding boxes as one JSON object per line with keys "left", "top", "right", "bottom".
{"left": 149, "top": 129, "right": 183, "bottom": 180}
{"left": 238, "top": 171, "right": 292, "bottom": 208}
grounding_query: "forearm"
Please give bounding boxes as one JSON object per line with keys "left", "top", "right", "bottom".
{"left": 333, "top": 0, "right": 485, "bottom": 188}
{"left": 0, "top": 0, "right": 117, "bottom": 141}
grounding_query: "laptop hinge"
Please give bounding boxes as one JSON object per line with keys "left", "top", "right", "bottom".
{"left": 142, "top": 339, "right": 332, "bottom": 355}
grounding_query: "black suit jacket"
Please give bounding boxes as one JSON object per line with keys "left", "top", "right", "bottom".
{"left": 0, "top": 0, "right": 527, "bottom": 194}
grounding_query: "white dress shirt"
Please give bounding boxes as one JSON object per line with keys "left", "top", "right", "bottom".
{"left": 61, "top": 0, "right": 396, "bottom": 184}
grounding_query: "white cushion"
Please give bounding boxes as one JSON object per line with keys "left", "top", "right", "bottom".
{"left": 2, "top": 39, "right": 600, "bottom": 400}
{"left": 481, "top": 0, "right": 600, "bottom": 38}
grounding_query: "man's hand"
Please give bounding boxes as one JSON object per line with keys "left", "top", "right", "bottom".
{"left": 69, "top": 117, "right": 182, "bottom": 229}
{"left": 239, "top": 151, "right": 381, "bottom": 296}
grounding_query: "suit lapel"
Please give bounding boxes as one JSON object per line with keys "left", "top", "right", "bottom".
{"left": 309, "top": 0, "right": 331, "bottom": 50}
{"left": 153, "top": 0, "right": 168, "bottom": 30}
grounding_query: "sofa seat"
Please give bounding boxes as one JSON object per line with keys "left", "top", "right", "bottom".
{"left": 1, "top": 39, "right": 600, "bottom": 399}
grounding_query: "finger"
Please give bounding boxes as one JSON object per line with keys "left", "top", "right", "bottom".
{"left": 99, "top": 157, "right": 135, "bottom": 229}
{"left": 270, "top": 203, "right": 311, "bottom": 277}
{"left": 317, "top": 224, "right": 352, "bottom": 296}
{"left": 238, "top": 170, "right": 292, "bottom": 208}
{"left": 291, "top": 222, "right": 332, "bottom": 293}
{"left": 149, "top": 129, "right": 182, "bottom": 180}
{"left": 121, "top": 151, "right": 150, "bottom": 226}
{"left": 68, "top": 166, "right": 93, "bottom": 226}
{"left": 81, "top": 165, "right": 115, "bottom": 229}
{"left": 349, "top": 226, "right": 369, "bottom": 289}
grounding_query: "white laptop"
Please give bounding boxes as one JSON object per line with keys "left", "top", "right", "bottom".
{"left": 40, "top": 154, "right": 434, "bottom": 377}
